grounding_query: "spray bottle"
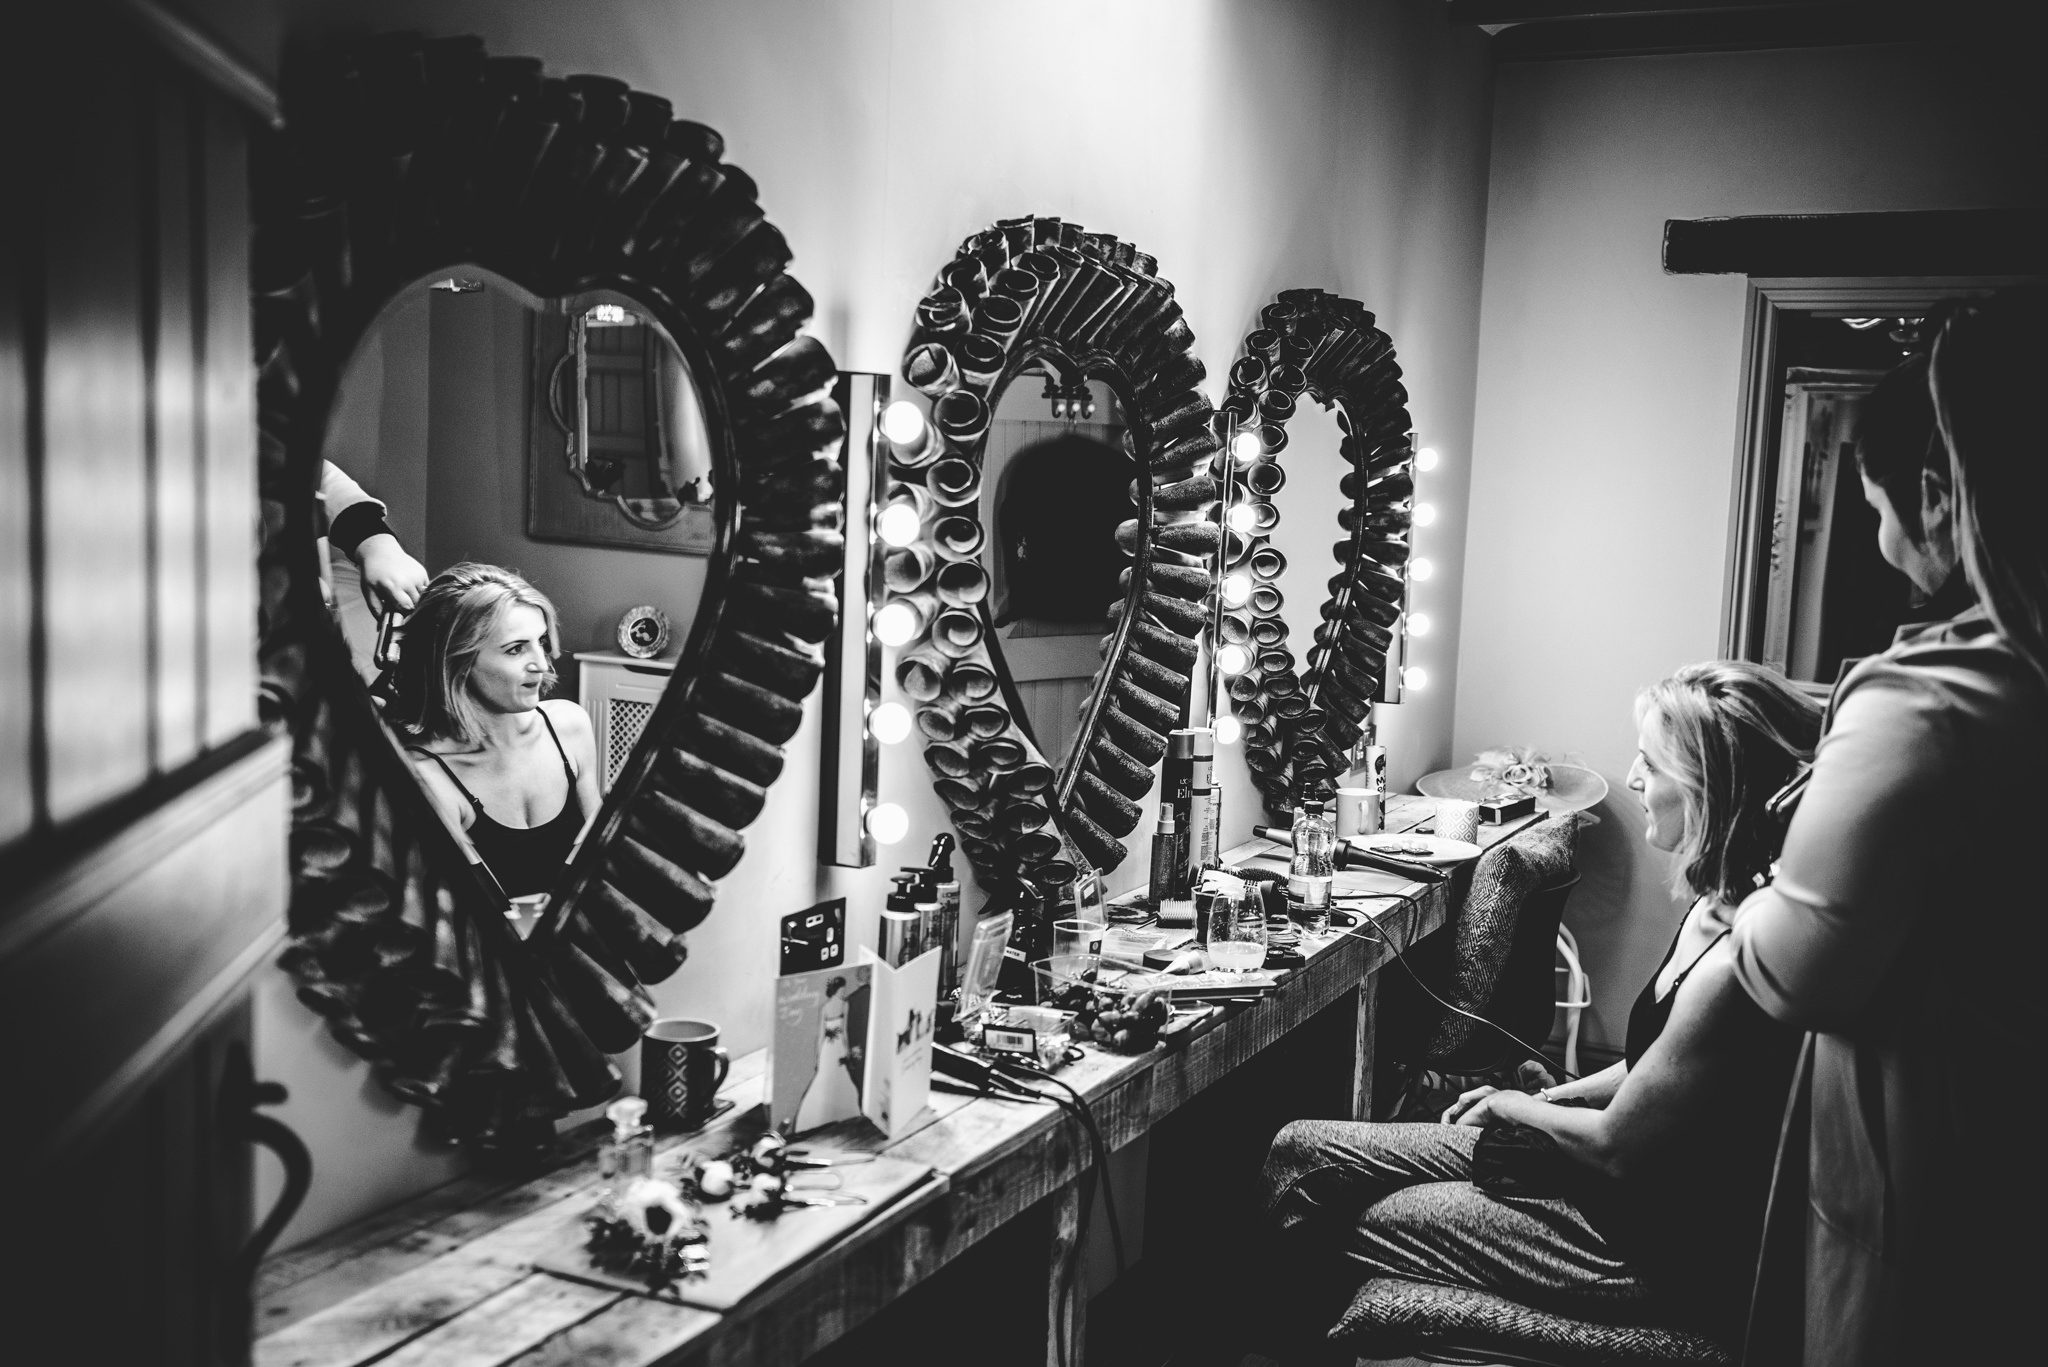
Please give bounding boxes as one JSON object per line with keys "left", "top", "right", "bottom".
{"left": 926, "top": 834, "right": 962, "bottom": 992}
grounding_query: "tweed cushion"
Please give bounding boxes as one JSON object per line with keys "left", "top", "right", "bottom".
{"left": 1331, "top": 1277, "right": 1734, "bottom": 1367}
{"left": 1386, "top": 813, "right": 1582, "bottom": 1064}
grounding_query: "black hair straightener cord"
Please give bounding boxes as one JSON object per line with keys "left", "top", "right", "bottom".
{"left": 932, "top": 1045, "right": 1123, "bottom": 1367}
{"left": 1333, "top": 897, "right": 1580, "bottom": 1084}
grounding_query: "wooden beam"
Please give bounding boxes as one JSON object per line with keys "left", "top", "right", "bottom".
{"left": 1452, "top": 0, "right": 1847, "bottom": 21}
{"left": 1478, "top": 2, "right": 2009, "bottom": 59}
{"left": 1664, "top": 210, "right": 2048, "bottom": 278}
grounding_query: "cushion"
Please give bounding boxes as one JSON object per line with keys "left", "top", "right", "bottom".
{"left": 1331, "top": 1278, "right": 1733, "bottom": 1367}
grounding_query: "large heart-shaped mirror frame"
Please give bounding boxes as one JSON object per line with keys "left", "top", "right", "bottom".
{"left": 1218, "top": 290, "right": 1414, "bottom": 818}
{"left": 254, "top": 34, "right": 844, "bottom": 1148}
{"left": 888, "top": 218, "right": 1218, "bottom": 883}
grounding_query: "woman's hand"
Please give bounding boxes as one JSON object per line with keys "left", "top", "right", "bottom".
{"left": 1441, "top": 1084, "right": 1499, "bottom": 1125}
{"left": 357, "top": 533, "right": 430, "bottom": 613}
{"left": 1453, "top": 1089, "right": 1533, "bottom": 1129}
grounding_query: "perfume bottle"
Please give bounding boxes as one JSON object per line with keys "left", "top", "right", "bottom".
{"left": 596, "top": 1096, "right": 654, "bottom": 1219}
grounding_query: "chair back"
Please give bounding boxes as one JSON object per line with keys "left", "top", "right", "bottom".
{"left": 1381, "top": 816, "right": 1580, "bottom": 1076}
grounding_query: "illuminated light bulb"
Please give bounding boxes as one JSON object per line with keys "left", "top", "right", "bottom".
{"left": 1407, "top": 612, "right": 1433, "bottom": 637}
{"left": 865, "top": 802, "right": 910, "bottom": 845}
{"left": 1412, "top": 502, "right": 1438, "bottom": 527}
{"left": 868, "top": 700, "right": 912, "bottom": 745}
{"left": 1416, "top": 446, "right": 1441, "bottom": 472}
{"left": 873, "top": 600, "right": 920, "bottom": 647}
{"left": 880, "top": 400, "right": 926, "bottom": 446}
{"left": 1226, "top": 503, "right": 1257, "bottom": 534}
{"left": 1409, "top": 558, "right": 1434, "bottom": 582}
{"left": 1403, "top": 665, "right": 1429, "bottom": 691}
{"left": 875, "top": 502, "right": 922, "bottom": 548}
{"left": 1216, "top": 643, "right": 1252, "bottom": 676}
{"left": 1229, "top": 430, "right": 1263, "bottom": 465}
{"left": 1221, "top": 573, "right": 1253, "bottom": 608}
{"left": 1214, "top": 713, "right": 1243, "bottom": 745}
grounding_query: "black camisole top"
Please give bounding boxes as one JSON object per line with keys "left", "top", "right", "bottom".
{"left": 1579, "top": 915, "right": 1799, "bottom": 1345}
{"left": 413, "top": 710, "right": 582, "bottom": 900}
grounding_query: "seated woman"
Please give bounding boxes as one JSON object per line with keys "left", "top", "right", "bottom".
{"left": 388, "top": 563, "right": 601, "bottom": 901}
{"left": 1260, "top": 661, "right": 1820, "bottom": 1348}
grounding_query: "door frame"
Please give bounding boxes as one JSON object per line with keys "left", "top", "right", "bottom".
{"left": 1718, "top": 275, "right": 2026, "bottom": 663}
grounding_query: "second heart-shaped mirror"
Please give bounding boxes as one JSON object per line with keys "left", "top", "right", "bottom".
{"left": 883, "top": 217, "right": 1219, "bottom": 884}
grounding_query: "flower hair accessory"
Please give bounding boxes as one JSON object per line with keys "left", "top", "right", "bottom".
{"left": 1469, "top": 747, "right": 1553, "bottom": 797}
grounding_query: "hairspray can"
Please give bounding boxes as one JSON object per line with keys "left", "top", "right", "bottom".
{"left": 1164, "top": 730, "right": 1200, "bottom": 897}
{"left": 1188, "top": 727, "right": 1218, "bottom": 875}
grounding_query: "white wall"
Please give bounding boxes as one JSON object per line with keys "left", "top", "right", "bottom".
{"left": 1456, "top": 40, "right": 2041, "bottom": 1050}
{"left": 256, "top": 0, "right": 1494, "bottom": 1247}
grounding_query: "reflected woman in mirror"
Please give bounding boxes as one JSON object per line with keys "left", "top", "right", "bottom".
{"left": 388, "top": 563, "right": 601, "bottom": 901}
{"left": 1259, "top": 662, "right": 1819, "bottom": 1355}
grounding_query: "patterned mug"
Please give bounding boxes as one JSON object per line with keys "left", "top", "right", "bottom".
{"left": 642, "top": 1019, "right": 731, "bottom": 1132}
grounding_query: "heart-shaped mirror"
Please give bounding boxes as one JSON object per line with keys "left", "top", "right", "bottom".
{"left": 255, "top": 35, "right": 844, "bottom": 1148}
{"left": 1216, "top": 290, "right": 1415, "bottom": 817}
{"left": 883, "top": 218, "right": 1218, "bottom": 883}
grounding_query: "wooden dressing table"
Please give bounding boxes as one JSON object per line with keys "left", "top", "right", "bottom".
{"left": 257, "top": 797, "right": 1545, "bottom": 1367}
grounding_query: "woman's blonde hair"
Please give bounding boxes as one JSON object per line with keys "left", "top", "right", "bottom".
{"left": 391, "top": 562, "right": 559, "bottom": 746}
{"left": 1635, "top": 661, "right": 1822, "bottom": 904}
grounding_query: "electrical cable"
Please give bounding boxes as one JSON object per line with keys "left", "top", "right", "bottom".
{"left": 1005, "top": 1059, "right": 1127, "bottom": 1279}
{"left": 945, "top": 1054, "right": 1097, "bottom": 1367}
{"left": 1330, "top": 897, "right": 1580, "bottom": 1083}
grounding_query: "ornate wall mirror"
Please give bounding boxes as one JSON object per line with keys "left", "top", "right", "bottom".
{"left": 1217, "top": 290, "right": 1415, "bottom": 818}
{"left": 254, "top": 34, "right": 844, "bottom": 1150}
{"left": 879, "top": 217, "right": 1218, "bottom": 885}
{"left": 530, "top": 294, "right": 719, "bottom": 549}
{"left": 1721, "top": 279, "right": 2013, "bottom": 688}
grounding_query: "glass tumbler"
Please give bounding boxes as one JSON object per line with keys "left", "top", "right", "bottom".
{"left": 1206, "top": 890, "right": 1268, "bottom": 973}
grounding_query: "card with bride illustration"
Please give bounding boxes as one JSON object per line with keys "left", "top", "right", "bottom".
{"left": 768, "top": 946, "right": 939, "bottom": 1140}
{"left": 770, "top": 962, "right": 873, "bottom": 1136}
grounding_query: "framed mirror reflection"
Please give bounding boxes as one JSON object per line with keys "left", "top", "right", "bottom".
{"left": 258, "top": 34, "right": 845, "bottom": 1149}
{"left": 1724, "top": 278, "right": 2019, "bottom": 689}
{"left": 982, "top": 375, "right": 1138, "bottom": 771}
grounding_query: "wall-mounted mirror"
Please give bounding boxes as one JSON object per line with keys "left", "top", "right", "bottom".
{"left": 256, "top": 34, "right": 844, "bottom": 1150}
{"left": 1725, "top": 280, "right": 2016, "bottom": 687}
{"left": 531, "top": 297, "right": 718, "bottom": 549}
{"left": 322, "top": 269, "right": 723, "bottom": 911}
{"left": 1219, "top": 291, "right": 1414, "bottom": 818}
{"left": 982, "top": 375, "right": 1137, "bottom": 769}
{"left": 880, "top": 216, "right": 1218, "bottom": 886}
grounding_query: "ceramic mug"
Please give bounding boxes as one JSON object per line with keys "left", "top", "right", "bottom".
{"left": 643, "top": 1018, "right": 731, "bottom": 1132}
{"left": 1335, "top": 787, "right": 1382, "bottom": 839}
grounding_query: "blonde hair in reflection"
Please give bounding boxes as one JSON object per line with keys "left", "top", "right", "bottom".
{"left": 393, "top": 562, "right": 560, "bottom": 748}
{"left": 1634, "top": 661, "right": 1822, "bottom": 905}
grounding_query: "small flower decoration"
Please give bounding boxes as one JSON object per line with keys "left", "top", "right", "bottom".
{"left": 621, "top": 1177, "right": 696, "bottom": 1244}
{"left": 584, "top": 1176, "right": 710, "bottom": 1294}
{"left": 1470, "top": 746, "right": 1553, "bottom": 796}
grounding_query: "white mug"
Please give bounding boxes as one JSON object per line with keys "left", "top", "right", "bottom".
{"left": 1335, "top": 787, "right": 1382, "bottom": 839}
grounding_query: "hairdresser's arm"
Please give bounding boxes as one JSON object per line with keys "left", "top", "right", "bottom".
{"left": 1458, "top": 941, "right": 1763, "bottom": 1180}
{"left": 1731, "top": 672, "right": 1953, "bottom": 1032}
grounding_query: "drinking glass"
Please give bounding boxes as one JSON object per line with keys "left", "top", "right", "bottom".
{"left": 1206, "top": 891, "right": 1268, "bottom": 973}
{"left": 1053, "top": 917, "right": 1101, "bottom": 962}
